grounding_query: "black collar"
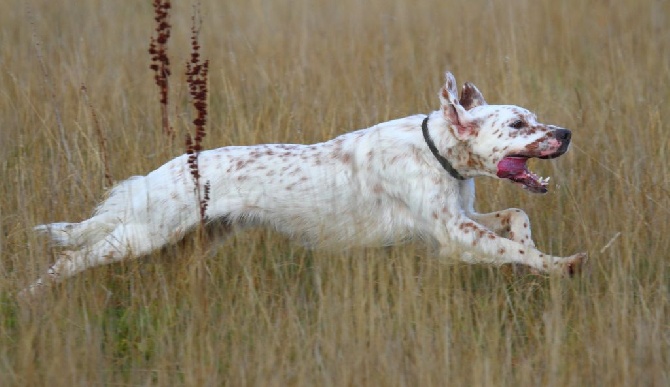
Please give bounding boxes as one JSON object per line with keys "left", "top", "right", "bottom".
{"left": 421, "top": 115, "right": 466, "bottom": 180}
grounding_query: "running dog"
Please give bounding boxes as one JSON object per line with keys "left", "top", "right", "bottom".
{"left": 23, "top": 72, "right": 586, "bottom": 297}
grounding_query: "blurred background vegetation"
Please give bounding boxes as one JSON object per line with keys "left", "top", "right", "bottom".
{"left": 0, "top": 0, "right": 668, "bottom": 385}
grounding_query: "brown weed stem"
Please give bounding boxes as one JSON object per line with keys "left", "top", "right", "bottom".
{"left": 185, "top": 4, "right": 210, "bottom": 227}
{"left": 149, "top": 0, "right": 174, "bottom": 140}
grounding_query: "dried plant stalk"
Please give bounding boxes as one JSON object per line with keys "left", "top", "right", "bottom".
{"left": 185, "top": 5, "right": 210, "bottom": 227}
{"left": 148, "top": 0, "right": 173, "bottom": 139}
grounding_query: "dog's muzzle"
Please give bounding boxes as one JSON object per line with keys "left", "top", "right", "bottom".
{"left": 497, "top": 128, "right": 572, "bottom": 194}
{"left": 540, "top": 128, "right": 571, "bottom": 159}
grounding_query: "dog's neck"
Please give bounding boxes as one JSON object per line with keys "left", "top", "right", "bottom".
{"left": 422, "top": 115, "right": 466, "bottom": 180}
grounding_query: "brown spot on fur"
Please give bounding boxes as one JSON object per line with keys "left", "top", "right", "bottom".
{"left": 499, "top": 248, "right": 506, "bottom": 255}
{"left": 236, "top": 160, "right": 248, "bottom": 170}
{"left": 341, "top": 153, "right": 352, "bottom": 163}
{"left": 519, "top": 250, "right": 525, "bottom": 254}
{"left": 459, "top": 222, "right": 478, "bottom": 231}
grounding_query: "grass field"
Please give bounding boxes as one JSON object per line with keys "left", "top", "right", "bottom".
{"left": 1, "top": 0, "right": 669, "bottom": 385}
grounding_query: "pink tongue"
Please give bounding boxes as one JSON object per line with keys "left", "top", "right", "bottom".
{"left": 497, "top": 157, "right": 527, "bottom": 178}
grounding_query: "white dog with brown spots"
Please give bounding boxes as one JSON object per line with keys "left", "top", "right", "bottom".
{"left": 23, "top": 72, "right": 586, "bottom": 297}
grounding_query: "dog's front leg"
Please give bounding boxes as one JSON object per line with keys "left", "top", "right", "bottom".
{"left": 468, "top": 209, "right": 538, "bottom": 275}
{"left": 438, "top": 216, "right": 585, "bottom": 275}
{"left": 468, "top": 208, "right": 535, "bottom": 247}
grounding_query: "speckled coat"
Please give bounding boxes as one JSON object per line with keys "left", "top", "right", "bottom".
{"left": 24, "top": 72, "right": 585, "bottom": 297}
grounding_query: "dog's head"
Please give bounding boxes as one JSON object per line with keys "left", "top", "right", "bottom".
{"left": 438, "top": 72, "right": 571, "bottom": 194}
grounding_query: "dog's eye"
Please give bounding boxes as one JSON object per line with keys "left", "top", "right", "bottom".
{"left": 510, "top": 120, "right": 526, "bottom": 129}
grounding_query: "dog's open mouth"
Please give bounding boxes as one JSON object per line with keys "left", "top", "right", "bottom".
{"left": 497, "top": 156, "right": 551, "bottom": 194}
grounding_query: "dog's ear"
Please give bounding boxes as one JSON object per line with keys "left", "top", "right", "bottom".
{"left": 439, "top": 72, "right": 478, "bottom": 140}
{"left": 460, "top": 82, "right": 487, "bottom": 110}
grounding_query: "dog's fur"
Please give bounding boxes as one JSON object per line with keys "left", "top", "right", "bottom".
{"left": 23, "top": 72, "right": 585, "bottom": 297}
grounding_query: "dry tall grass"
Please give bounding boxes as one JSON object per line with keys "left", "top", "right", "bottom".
{"left": 1, "top": 0, "right": 668, "bottom": 385}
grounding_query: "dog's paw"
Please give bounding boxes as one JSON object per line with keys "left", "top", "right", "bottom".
{"left": 563, "top": 252, "right": 587, "bottom": 277}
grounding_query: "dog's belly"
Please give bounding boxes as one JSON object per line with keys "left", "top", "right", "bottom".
{"left": 260, "top": 192, "right": 420, "bottom": 248}
{"left": 206, "top": 170, "right": 420, "bottom": 248}
{"left": 188, "top": 145, "right": 421, "bottom": 248}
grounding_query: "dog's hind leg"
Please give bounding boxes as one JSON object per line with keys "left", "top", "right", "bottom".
{"left": 21, "top": 223, "right": 170, "bottom": 298}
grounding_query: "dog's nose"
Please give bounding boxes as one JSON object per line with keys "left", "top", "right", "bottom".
{"left": 555, "top": 129, "right": 571, "bottom": 142}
